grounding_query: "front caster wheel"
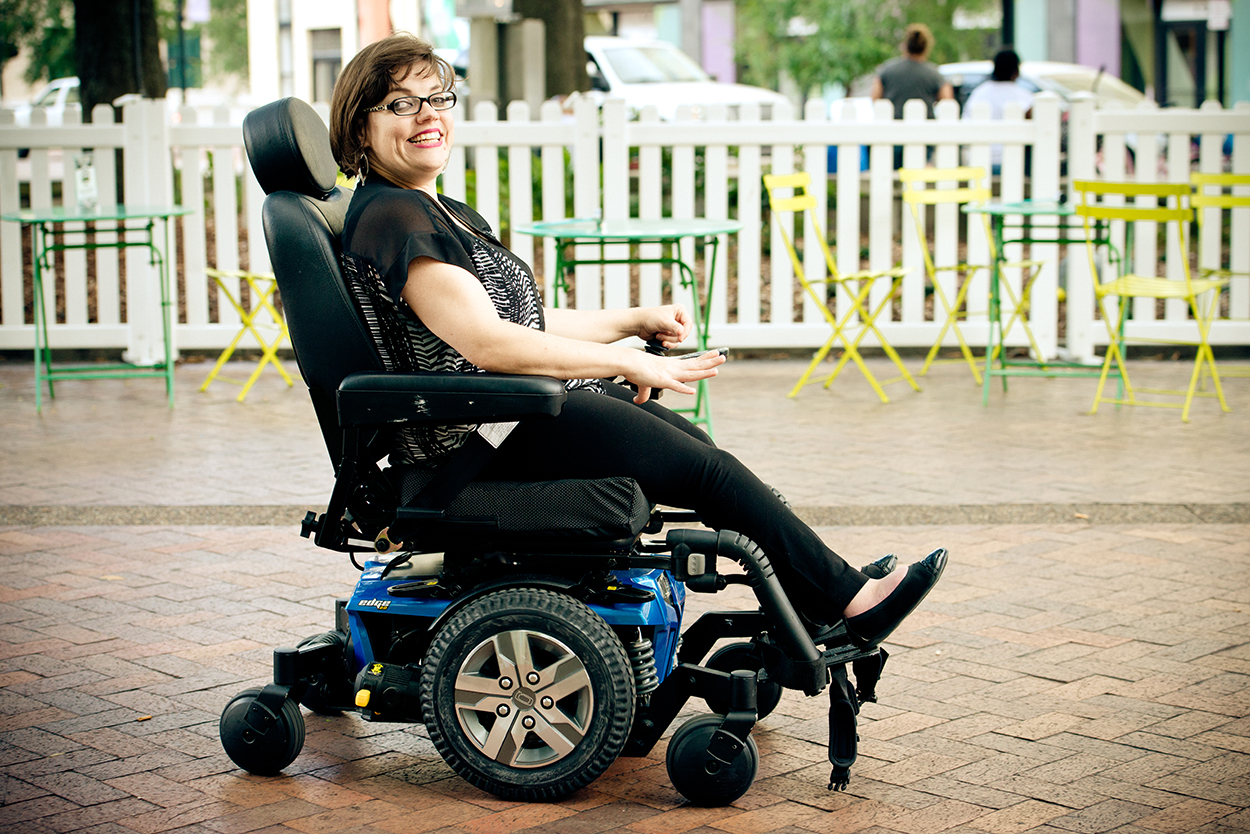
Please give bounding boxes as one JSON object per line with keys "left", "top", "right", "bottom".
{"left": 666, "top": 714, "right": 759, "bottom": 806}
{"left": 703, "top": 642, "right": 782, "bottom": 720}
{"left": 420, "top": 588, "right": 635, "bottom": 801}
{"left": 220, "top": 687, "right": 305, "bottom": 775}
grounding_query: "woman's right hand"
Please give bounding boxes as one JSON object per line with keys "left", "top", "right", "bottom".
{"left": 625, "top": 349, "right": 725, "bottom": 405}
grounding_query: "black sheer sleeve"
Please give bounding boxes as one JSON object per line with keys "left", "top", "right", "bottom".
{"left": 342, "top": 178, "right": 487, "bottom": 302}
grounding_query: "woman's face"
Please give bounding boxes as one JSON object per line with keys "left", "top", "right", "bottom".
{"left": 362, "top": 64, "right": 454, "bottom": 192}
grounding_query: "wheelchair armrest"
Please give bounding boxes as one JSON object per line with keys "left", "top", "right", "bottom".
{"left": 337, "top": 372, "right": 567, "bottom": 427}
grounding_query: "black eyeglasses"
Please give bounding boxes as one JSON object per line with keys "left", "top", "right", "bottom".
{"left": 363, "top": 91, "right": 457, "bottom": 116}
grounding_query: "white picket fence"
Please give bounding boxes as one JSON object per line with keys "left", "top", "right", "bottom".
{"left": 1, "top": 92, "right": 1248, "bottom": 362}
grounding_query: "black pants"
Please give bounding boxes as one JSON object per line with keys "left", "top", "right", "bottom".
{"left": 481, "top": 382, "right": 868, "bottom": 615}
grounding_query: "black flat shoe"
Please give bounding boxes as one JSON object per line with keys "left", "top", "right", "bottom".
{"left": 862, "top": 553, "right": 897, "bottom": 580}
{"left": 845, "top": 548, "right": 947, "bottom": 649}
{"left": 803, "top": 554, "right": 900, "bottom": 643}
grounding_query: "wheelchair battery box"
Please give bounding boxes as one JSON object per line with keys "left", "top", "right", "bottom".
{"left": 353, "top": 661, "right": 421, "bottom": 721}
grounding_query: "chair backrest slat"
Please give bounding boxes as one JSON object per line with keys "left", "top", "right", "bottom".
{"left": 1072, "top": 179, "right": 1190, "bottom": 198}
{"left": 1191, "top": 172, "right": 1250, "bottom": 188}
{"left": 1075, "top": 204, "right": 1191, "bottom": 222}
{"left": 901, "top": 186, "right": 991, "bottom": 206}
{"left": 1189, "top": 193, "right": 1249, "bottom": 209}
{"left": 897, "top": 166, "right": 985, "bottom": 184}
{"left": 768, "top": 193, "right": 818, "bottom": 213}
{"left": 762, "top": 172, "right": 810, "bottom": 190}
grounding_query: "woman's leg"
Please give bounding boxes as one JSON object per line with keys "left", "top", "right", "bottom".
{"left": 597, "top": 380, "right": 715, "bottom": 445}
{"left": 482, "top": 389, "right": 868, "bottom": 614}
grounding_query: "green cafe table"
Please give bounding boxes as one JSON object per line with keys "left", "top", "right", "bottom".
{"left": 1, "top": 204, "right": 193, "bottom": 411}
{"left": 514, "top": 217, "right": 742, "bottom": 437}
{"left": 962, "top": 199, "right": 1115, "bottom": 406}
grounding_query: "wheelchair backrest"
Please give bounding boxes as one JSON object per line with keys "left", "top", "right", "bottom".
{"left": 242, "top": 97, "right": 387, "bottom": 460}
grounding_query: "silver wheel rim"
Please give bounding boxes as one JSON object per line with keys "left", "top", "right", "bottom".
{"left": 453, "top": 628, "right": 595, "bottom": 768}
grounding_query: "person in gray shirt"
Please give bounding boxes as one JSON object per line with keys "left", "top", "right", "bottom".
{"left": 872, "top": 23, "right": 954, "bottom": 119}
{"left": 871, "top": 23, "right": 954, "bottom": 165}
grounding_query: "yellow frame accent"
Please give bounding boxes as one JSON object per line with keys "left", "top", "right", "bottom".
{"left": 201, "top": 269, "right": 295, "bottom": 402}
{"left": 763, "top": 172, "right": 920, "bottom": 402}
{"left": 1072, "top": 180, "right": 1230, "bottom": 421}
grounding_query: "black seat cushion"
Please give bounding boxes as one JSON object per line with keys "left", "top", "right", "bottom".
{"left": 389, "top": 465, "right": 651, "bottom": 546}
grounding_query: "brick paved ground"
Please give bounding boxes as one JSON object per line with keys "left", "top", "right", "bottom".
{"left": 1, "top": 357, "right": 1248, "bottom": 833}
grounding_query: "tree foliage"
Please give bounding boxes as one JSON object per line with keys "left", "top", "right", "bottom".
{"left": 2, "top": 0, "right": 248, "bottom": 103}
{"left": 158, "top": 0, "right": 249, "bottom": 86}
{"left": 736, "top": 0, "right": 997, "bottom": 102}
{"left": 0, "top": 0, "right": 75, "bottom": 90}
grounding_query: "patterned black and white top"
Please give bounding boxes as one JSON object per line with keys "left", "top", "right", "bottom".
{"left": 341, "top": 175, "right": 602, "bottom": 464}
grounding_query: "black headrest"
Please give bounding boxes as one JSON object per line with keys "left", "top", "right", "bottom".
{"left": 243, "top": 97, "right": 339, "bottom": 198}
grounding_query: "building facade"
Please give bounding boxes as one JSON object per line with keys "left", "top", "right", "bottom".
{"left": 1010, "top": 0, "right": 1250, "bottom": 107}
{"left": 246, "top": 0, "right": 422, "bottom": 104}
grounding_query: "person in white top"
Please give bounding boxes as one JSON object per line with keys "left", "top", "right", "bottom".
{"left": 963, "top": 49, "right": 1034, "bottom": 171}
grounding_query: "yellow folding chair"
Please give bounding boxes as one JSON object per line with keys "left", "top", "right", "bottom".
{"left": 1073, "top": 180, "right": 1230, "bottom": 421}
{"left": 1191, "top": 172, "right": 1250, "bottom": 382}
{"left": 899, "top": 166, "right": 1044, "bottom": 385}
{"left": 763, "top": 172, "right": 920, "bottom": 401}
{"left": 201, "top": 268, "right": 294, "bottom": 401}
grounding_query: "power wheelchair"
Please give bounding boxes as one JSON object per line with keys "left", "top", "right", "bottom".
{"left": 219, "top": 97, "right": 892, "bottom": 806}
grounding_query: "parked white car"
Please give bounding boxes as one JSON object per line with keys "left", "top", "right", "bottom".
{"left": 10, "top": 76, "right": 80, "bottom": 128}
{"left": 583, "top": 36, "right": 788, "bottom": 121}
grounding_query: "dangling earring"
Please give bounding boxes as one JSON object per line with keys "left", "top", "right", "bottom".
{"left": 358, "top": 153, "right": 370, "bottom": 183}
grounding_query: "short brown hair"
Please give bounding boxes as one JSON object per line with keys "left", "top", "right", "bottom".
{"left": 329, "top": 32, "right": 455, "bottom": 177}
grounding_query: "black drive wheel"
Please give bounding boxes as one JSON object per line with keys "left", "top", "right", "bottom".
{"left": 219, "top": 687, "right": 305, "bottom": 775}
{"left": 667, "top": 713, "right": 759, "bottom": 807}
{"left": 420, "top": 588, "right": 635, "bottom": 801}
{"left": 702, "top": 642, "right": 783, "bottom": 720}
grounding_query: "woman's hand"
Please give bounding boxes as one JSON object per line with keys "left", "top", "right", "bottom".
{"left": 634, "top": 304, "right": 694, "bottom": 349}
{"left": 625, "top": 347, "right": 725, "bottom": 405}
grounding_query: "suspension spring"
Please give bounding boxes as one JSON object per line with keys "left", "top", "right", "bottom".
{"left": 625, "top": 630, "right": 660, "bottom": 696}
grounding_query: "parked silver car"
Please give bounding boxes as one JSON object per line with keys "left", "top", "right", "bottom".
{"left": 940, "top": 60, "right": 1146, "bottom": 112}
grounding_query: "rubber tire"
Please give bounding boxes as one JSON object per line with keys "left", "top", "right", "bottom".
{"left": 219, "top": 687, "right": 306, "bottom": 776}
{"left": 296, "top": 631, "right": 350, "bottom": 716}
{"left": 702, "top": 643, "right": 782, "bottom": 720}
{"left": 420, "top": 588, "right": 635, "bottom": 801}
{"left": 666, "top": 713, "right": 759, "bottom": 807}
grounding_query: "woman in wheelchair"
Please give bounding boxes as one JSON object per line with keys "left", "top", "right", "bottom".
{"left": 218, "top": 32, "right": 951, "bottom": 805}
{"left": 328, "top": 34, "right": 945, "bottom": 652}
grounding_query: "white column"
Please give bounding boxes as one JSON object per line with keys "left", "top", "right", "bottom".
{"left": 247, "top": 0, "right": 280, "bottom": 103}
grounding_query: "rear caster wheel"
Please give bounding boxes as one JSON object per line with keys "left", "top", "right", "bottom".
{"left": 666, "top": 714, "right": 758, "bottom": 806}
{"left": 220, "top": 687, "right": 305, "bottom": 775}
{"left": 421, "top": 588, "right": 635, "bottom": 801}
{"left": 703, "top": 643, "right": 782, "bottom": 719}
